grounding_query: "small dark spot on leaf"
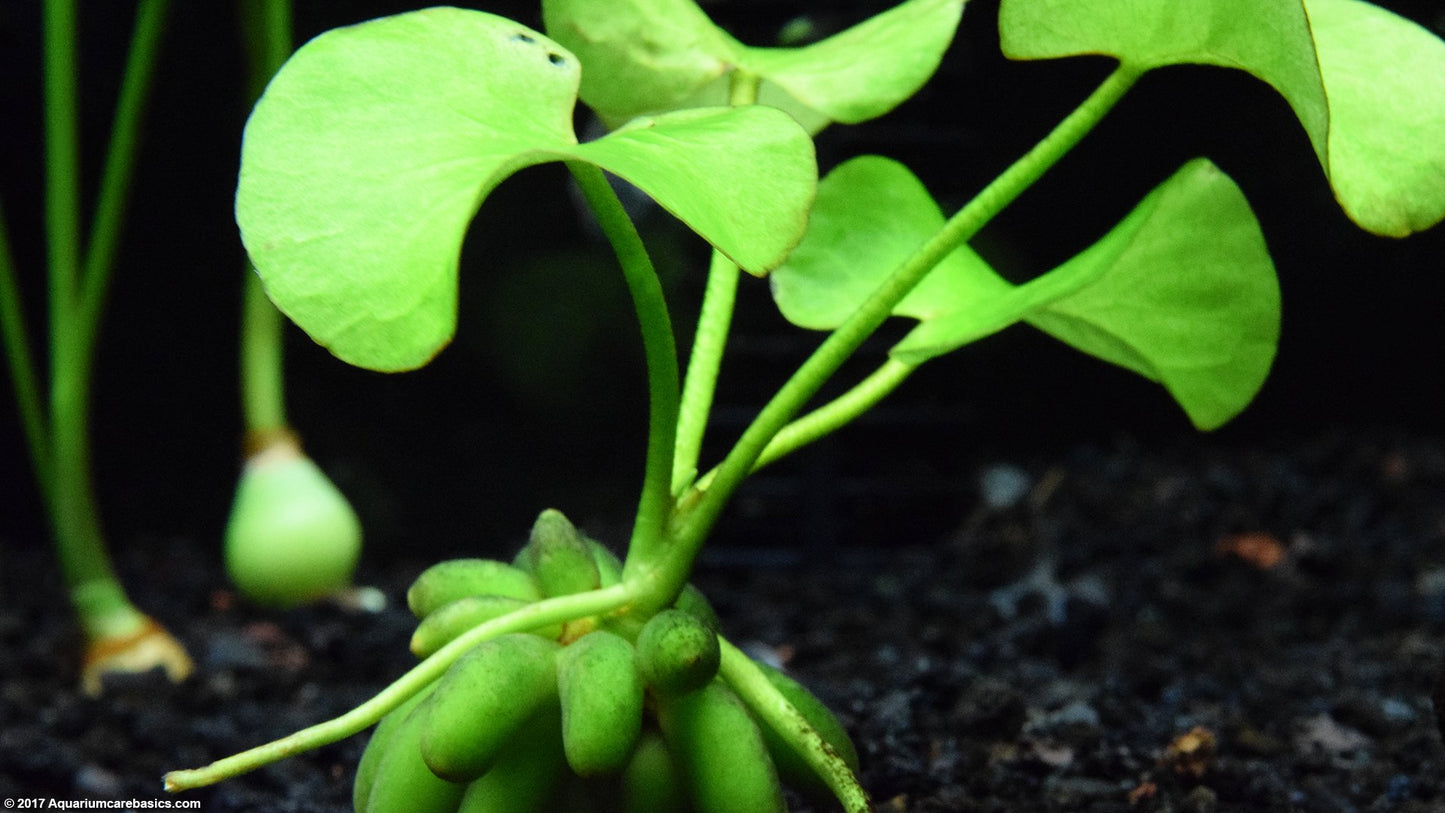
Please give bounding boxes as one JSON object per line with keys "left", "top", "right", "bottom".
{"left": 548, "top": 52, "right": 566, "bottom": 67}
{"left": 511, "top": 32, "right": 535, "bottom": 44}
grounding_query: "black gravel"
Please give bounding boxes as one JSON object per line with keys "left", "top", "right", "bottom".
{"left": 4, "top": 429, "right": 1445, "bottom": 811}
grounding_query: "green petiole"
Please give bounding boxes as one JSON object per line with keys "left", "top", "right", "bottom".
{"left": 566, "top": 162, "right": 682, "bottom": 586}
{"left": 0, "top": 204, "right": 50, "bottom": 495}
{"left": 671, "top": 69, "right": 764, "bottom": 497}
{"left": 239, "top": 271, "right": 287, "bottom": 435}
{"left": 73, "top": 0, "right": 170, "bottom": 348}
{"left": 671, "top": 64, "right": 1143, "bottom": 571}
{"left": 718, "top": 637, "right": 869, "bottom": 813}
{"left": 19, "top": 0, "right": 190, "bottom": 692}
{"left": 237, "top": 0, "right": 293, "bottom": 437}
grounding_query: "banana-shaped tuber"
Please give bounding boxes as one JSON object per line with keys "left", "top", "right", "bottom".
{"left": 407, "top": 559, "right": 541, "bottom": 618}
{"left": 656, "top": 680, "right": 786, "bottom": 813}
{"left": 556, "top": 629, "right": 645, "bottom": 777}
{"left": 410, "top": 595, "right": 563, "bottom": 657}
{"left": 455, "top": 702, "right": 567, "bottom": 813}
{"left": 588, "top": 539, "right": 624, "bottom": 588}
{"left": 635, "top": 609, "right": 720, "bottom": 696}
{"left": 418, "top": 633, "right": 561, "bottom": 782}
{"left": 672, "top": 583, "right": 720, "bottom": 631}
{"left": 752, "top": 662, "right": 860, "bottom": 803}
{"left": 362, "top": 684, "right": 466, "bottom": 813}
{"left": 353, "top": 682, "right": 437, "bottom": 813}
{"left": 618, "top": 728, "right": 688, "bottom": 813}
{"left": 515, "top": 509, "right": 601, "bottom": 598}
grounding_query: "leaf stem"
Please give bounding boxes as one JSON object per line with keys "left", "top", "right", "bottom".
{"left": 43, "top": 0, "right": 81, "bottom": 328}
{"left": 670, "top": 64, "right": 1142, "bottom": 569}
{"left": 752, "top": 356, "right": 917, "bottom": 473}
{"left": 40, "top": 0, "right": 174, "bottom": 651}
{"left": 718, "top": 637, "right": 869, "bottom": 813}
{"left": 0, "top": 202, "right": 51, "bottom": 494}
{"left": 239, "top": 272, "right": 286, "bottom": 433}
{"left": 672, "top": 249, "right": 740, "bottom": 495}
{"left": 42, "top": 0, "right": 126, "bottom": 629}
{"left": 566, "top": 163, "right": 680, "bottom": 578}
{"left": 163, "top": 581, "right": 642, "bottom": 792}
{"left": 74, "top": 0, "right": 170, "bottom": 347}
{"left": 671, "top": 71, "right": 763, "bottom": 495}
{"left": 238, "top": 0, "right": 292, "bottom": 434}
{"left": 690, "top": 358, "right": 918, "bottom": 493}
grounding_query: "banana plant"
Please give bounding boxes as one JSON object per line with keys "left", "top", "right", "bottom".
{"left": 223, "top": 0, "right": 365, "bottom": 609}
{"left": 164, "top": 0, "right": 1444, "bottom": 810}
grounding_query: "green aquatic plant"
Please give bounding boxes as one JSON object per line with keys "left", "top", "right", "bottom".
{"left": 0, "top": 0, "right": 193, "bottom": 696}
{"left": 0, "top": 0, "right": 366, "bottom": 697}
{"left": 164, "top": 0, "right": 1444, "bottom": 809}
{"left": 224, "top": 0, "right": 365, "bottom": 609}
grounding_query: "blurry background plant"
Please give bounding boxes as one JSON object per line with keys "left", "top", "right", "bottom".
{"left": 0, "top": 0, "right": 191, "bottom": 695}
{"left": 0, "top": 0, "right": 368, "bottom": 696}
{"left": 222, "top": 0, "right": 365, "bottom": 610}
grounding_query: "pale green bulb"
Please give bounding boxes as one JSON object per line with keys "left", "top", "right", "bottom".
{"left": 225, "top": 437, "right": 362, "bottom": 607}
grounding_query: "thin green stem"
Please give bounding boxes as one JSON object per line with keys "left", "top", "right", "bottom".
{"left": 672, "top": 249, "right": 740, "bottom": 494}
{"left": 42, "top": 0, "right": 124, "bottom": 626}
{"left": 671, "top": 70, "right": 762, "bottom": 496}
{"left": 667, "top": 65, "right": 1142, "bottom": 578}
{"left": 0, "top": 201, "right": 52, "bottom": 494}
{"left": 566, "top": 163, "right": 680, "bottom": 580}
{"left": 42, "top": 0, "right": 170, "bottom": 642}
{"left": 163, "top": 581, "right": 643, "bottom": 792}
{"left": 43, "top": 0, "right": 81, "bottom": 328}
{"left": 718, "top": 637, "right": 869, "bottom": 813}
{"left": 752, "top": 356, "right": 917, "bottom": 473}
{"left": 240, "top": 271, "right": 286, "bottom": 432}
{"left": 240, "top": 0, "right": 293, "bottom": 101}
{"left": 238, "top": 0, "right": 293, "bottom": 435}
{"left": 75, "top": 0, "right": 170, "bottom": 345}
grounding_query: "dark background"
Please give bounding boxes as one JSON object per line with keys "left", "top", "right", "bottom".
{"left": 2, "top": 1, "right": 1444, "bottom": 572}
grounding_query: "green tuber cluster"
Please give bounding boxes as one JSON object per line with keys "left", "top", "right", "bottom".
{"left": 355, "top": 509, "right": 857, "bottom": 812}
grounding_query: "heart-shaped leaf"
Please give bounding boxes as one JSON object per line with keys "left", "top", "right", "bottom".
{"left": 542, "top": 0, "right": 965, "bottom": 131}
{"left": 896, "top": 159, "right": 1280, "bottom": 430}
{"left": 774, "top": 156, "right": 1279, "bottom": 429}
{"left": 998, "top": 0, "right": 1445, "bottom": 237}
{"left": 572, "top": 108, "right": 816, "bottom": 274}
{"left": 539, "top": 0, "right": 733, "bottom": 127}
{"left": 1304, "top": 0, "right": 1445, "bottom": 235}
{"left": 771, "top": 155, "right": 1004, "bottom": 331}
{"left": 237, "top": 8, "right": 815, "bottom": 372}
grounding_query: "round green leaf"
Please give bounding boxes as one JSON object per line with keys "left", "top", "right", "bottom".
{"left": 237, "top": 8, "right": 582, "bottom": 371}
{"left": 998, "top": 0, "right": 1445, "bottom": 236}
{"left": 540, "top": 0, "right": 736, "bottom": 126}
{"left": 1306, "top": 0, "right": 1445, "bottom": 235}
{"left": 898, "top": 159, "right": 1281, "bottom": 430}
{"left": 738, "top": 0, "right": 966, "bottom": 125}
{"left": 237, "top": 8, "right": 816, "bottom": 371}
{"left": 776, "top": 156, "right": 1278, "bottom": 428}
{"left": 575, "top": 107, "right": 816, "bottom": 275}
{"left": 771, "top": 155, "right": 1004, "bottom": 330}
{"left": 543, "top": 0, "right": 965, "bottom": 131}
